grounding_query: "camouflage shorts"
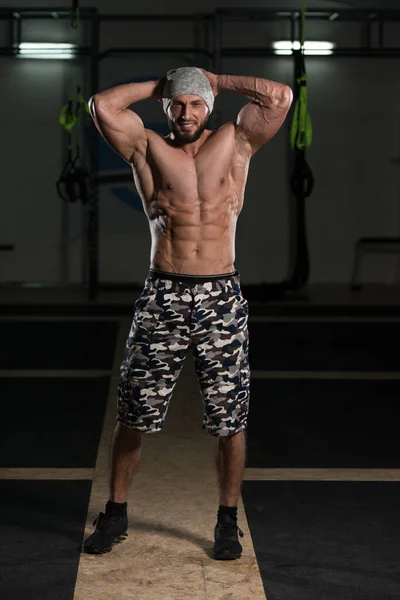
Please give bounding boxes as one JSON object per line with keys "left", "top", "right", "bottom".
{"left": 117, "top": 269, "right": 250, "bottom": 436}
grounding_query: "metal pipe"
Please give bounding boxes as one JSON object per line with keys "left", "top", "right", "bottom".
{"left": 211, "top": 11, "right": 222, "bottom": 130}
{"left": 98, "top": 47, "right": 213, "bottom": 61}
{"left": 3, "top": 46, "right": 400, "bottom": 58}
{"left": 207, "top": 8, "right": 400, "bottom": 22}
{"left": 213, "top": 12, "right": 221, "bottom": 74}
{"left": 99, "top": 13, "right": 212, "bottom": 22}
{"left": 291, "top": 12, "right": 296, "bottom": 46}
{"left": 60, "top": 57, "right": 70, "bottom": 286}
{"left": 4, "top": 47, "right": 400, "bottom": 58}
{"left": 364, "top": 19, "right": 371, "bottom": 49}
{"left": 16, "top": 14, "right": 21, "bottom": 48}
{"left": 1, "top": 9, "right": 400, "bottom": 21}
{"left": 88, "top": 9, "right": 99, "bottom": 302}
{"left": 194, "top": 15, "right": 202, "bottom": 64}
{"left": 287, "top": 10, "right": 298, "bottom": 285}
{"left": 221, "top": 47, "right": 400, "bottom": 57}
{"left": 0, "top": 8, "right": 92, "bottom": 18}
{"left": 8, "top": 12, "right": 14, "bottom": 48}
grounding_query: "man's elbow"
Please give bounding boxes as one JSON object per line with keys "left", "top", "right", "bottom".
{"left": 88, "top": 95, "right": 99, "bottom": 120}
{"left": 280, "top": 85, "right": 293, "bottom": 109}
{"left": 89, "top": 94, "right": 111, "bottom": 118}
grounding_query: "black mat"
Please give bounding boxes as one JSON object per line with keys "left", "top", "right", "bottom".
{"left": 0, "top": 377, "right": 110, "bottom": 468}
{"left": 246, "top": 378, "right": 400, "bottom": 468}
{"left": 242, "top": 481, "right": 400, "bottom": 600}
{"left": 0, "top": 321, "right": 118, "bottom": 369}
{"left": 248, "top": 322, "right": 400, "bottom": 371}
{"left": 0, "top": 479, "right": 92, "bottom": 600}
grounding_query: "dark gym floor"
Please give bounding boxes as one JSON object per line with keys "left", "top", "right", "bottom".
{"left": 1, "top": 284, "right": 400, "bottom": 600}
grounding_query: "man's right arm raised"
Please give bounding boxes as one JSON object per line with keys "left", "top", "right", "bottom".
{"left": 89, "top": 79, "right": 163, "bottom": 165}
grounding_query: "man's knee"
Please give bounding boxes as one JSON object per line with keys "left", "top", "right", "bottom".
{"left": 206, "top": 424, "right": 247, "bottom": 438}
{"left": 116, "top": 418, "right": 163, "bottom": 436}
{"left": 115, "top": 420, "right": 145, "bottom": 442}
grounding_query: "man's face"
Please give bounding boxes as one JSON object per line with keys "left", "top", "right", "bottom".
{"left": 167, "top": 94, "right": 209, "bottom": 144}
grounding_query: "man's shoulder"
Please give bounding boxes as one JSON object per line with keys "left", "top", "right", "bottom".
{"left": 209, "top": 121, "right": 250, "bottom": 158}
{"left": 205, "top": 121, "right": 237, "bottom": 145}
{"left": 215, "top": 121, "right": 236, "bottom": 134}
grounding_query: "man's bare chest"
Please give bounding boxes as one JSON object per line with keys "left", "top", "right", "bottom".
{"left": 139, "top": 137, "right": 247, "bottom": 199}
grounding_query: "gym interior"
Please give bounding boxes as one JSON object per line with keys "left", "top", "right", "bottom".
{"left": 1, "top": 1, "right": 400, "bottom": 599}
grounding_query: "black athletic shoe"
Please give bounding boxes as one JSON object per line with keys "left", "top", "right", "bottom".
{"left": 213, "top": 513, "right": 244, "bottom": 560}
{"left": 83, "top": 506, "right": 128, "bottom": 554}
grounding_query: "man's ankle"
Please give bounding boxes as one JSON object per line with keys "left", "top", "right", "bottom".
{"left": 106, "top": 499, "right": 127, "bottom": 514}
{"left": 218, "top": 505, "right": 237, "bottom": 520}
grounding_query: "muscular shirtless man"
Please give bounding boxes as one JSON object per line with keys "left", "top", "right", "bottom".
{"left": 83, "top": 67, "right": 292, "bottom": 560}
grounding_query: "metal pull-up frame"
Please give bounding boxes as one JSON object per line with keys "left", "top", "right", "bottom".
{"left": 1, "top": 7, "right": 400, "bottom": 300}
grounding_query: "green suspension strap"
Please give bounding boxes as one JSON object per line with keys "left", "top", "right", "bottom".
{"left": 290, "top": 0, "right": 313, "bottom": 151}
{"left": 56, "top": 0, "right": 91, "bottom": 204}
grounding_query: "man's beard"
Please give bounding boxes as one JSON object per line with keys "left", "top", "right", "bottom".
{"left": 169, "top": 117, "right": 209, "bottom": 144}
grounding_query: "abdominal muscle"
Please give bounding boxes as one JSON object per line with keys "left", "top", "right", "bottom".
{"left": 148, "top": 198, "right": 238, "bottom": 275}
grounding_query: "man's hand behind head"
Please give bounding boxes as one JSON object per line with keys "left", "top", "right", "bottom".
{"left": 152, "top": 77, "right": 167, "bottom": 102}
{"left": 199, "top": 68, "right": 219, "bottom": 98}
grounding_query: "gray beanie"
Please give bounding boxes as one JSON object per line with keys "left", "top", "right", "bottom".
{"left": 162, "top": 67, "right": 214, "bottom": 116}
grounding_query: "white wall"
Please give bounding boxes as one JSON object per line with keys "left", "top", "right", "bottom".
{"left": 1, "top": 3, "right": 400, "bottom": 285}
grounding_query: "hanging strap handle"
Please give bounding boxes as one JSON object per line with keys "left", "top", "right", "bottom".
{"left": 71, "top": 0, "right": 79, "bottom": 28}
{"left": 290, "top": 73, "right": 312, "bottom": 150}
{"left": 290, "top": 0, "right": 313, "bottom": 151}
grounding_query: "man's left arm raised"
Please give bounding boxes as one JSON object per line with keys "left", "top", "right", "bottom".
{"left": 204, "top": 71, "right": 293, "bottom": 156}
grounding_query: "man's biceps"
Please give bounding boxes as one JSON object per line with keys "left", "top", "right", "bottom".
{"left": 237, "top": 102, "right": 263, "bottom": 131}
{"left": 94, "top": 104, "right": 142, "bottom": 134}
{"left": 236, "top": 111, "right": 264, "bottom": 143}
{"left": 93, "top": 122, "right": 133, "bottom": 160}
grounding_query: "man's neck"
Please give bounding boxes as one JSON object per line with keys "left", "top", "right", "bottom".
{"left": 167, "top": 130, "right": 212, "bottom": 157}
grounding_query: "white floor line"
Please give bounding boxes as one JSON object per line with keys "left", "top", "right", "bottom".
{"left": 0, "top": 316, "right": 120, "bottom": 322}
{"left": 244, "top": 468, "right": 400, "bottom": 481}
{"left": 251, "top": 370, "right": 400, "bottom": 379}
{"left": 0, "top": 370, "right": 112, "bottom": 378}
{"left": 0, "top": 468, "right": 94, "bottom": 480}
{"left": 248, "top": 316, "right": 400, "bottom": 323}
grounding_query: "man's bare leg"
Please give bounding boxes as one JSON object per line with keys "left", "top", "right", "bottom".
{"left": 215, "top": 430, "right": 246, "bottom": 506}
{"left": 213, "top": 430, "right": 246, "bottom": 559}
{"left": 83, "top": 422, "right": 141, "bottom": 552}
{"left": 109, "top": 421, "right": 143, "bottom": 503}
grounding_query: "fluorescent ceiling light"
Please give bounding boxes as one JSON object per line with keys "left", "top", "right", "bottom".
{"left": 20, "top": 43, "right": 75, "bottom": 50}
{"left": 273, "top": 41, "right": 335, "bottom": 55}
{"left": 304, "top": 50, "right": 333, "bottom": 55}
{"left": 17, "top": 43, "right": 76, "bottom": 59}
{"left": 18, "top": 53, "right": 75, "bottom": 59}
